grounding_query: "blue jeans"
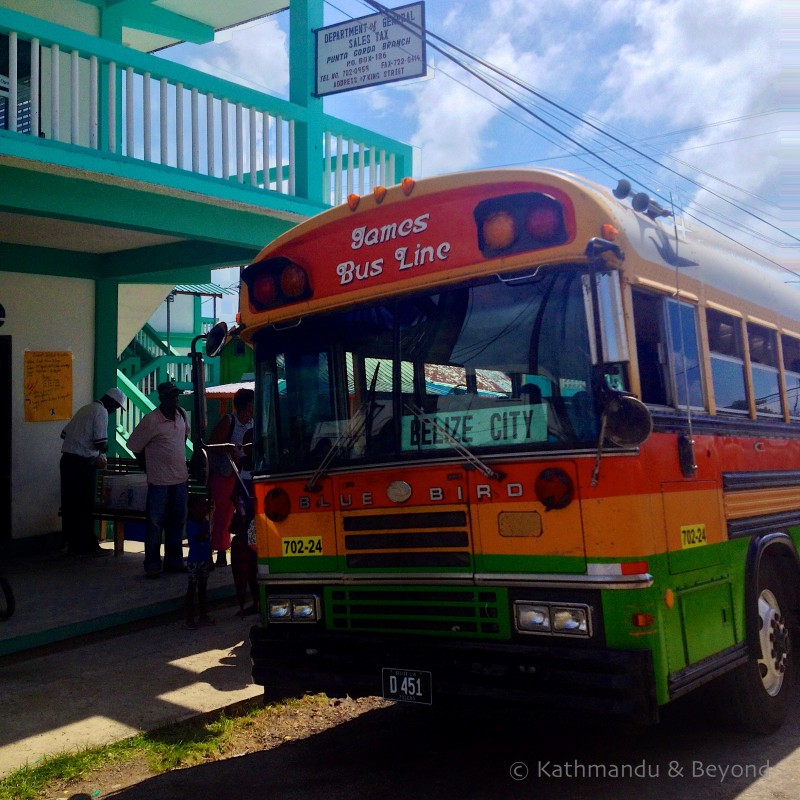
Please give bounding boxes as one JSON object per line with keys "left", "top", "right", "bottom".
{"left": 144, "top": 482, "right": 188, "bottom": 573}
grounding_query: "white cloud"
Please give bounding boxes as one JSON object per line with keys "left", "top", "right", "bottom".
{"left": 588, "top": 0, "right": 785, "bottom": 256}
{"left": 598, "top": 0, "right": 777, "bottom": 128}
{"left": 186, "top": 18, "right": 289, "bottom": 96}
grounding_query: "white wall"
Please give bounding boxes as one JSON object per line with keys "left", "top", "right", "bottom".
{"left": 148, "top": 292, "right": 196, "bottom": 335}
{"left": 0, "top": 271, "right": 94, "bottom": 540}
{"left": 118, "top": 283, "right": 173, "bottom": 357}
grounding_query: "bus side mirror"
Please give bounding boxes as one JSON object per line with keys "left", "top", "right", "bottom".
{"left": 602, "top": 392, "right": 652, "bottom": 448}
{"left": 205, "top": 321, "right": 229, "bottom": 357}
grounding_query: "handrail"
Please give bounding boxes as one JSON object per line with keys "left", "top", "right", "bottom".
{"left": 0, "top": 7, "right": 412, "bottom": 205}
{"left": 115, "top": 370, "right": 194, "bottom": 458}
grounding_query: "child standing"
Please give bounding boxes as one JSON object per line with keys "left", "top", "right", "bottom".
{"left": 185, "top": 495, "right": 214, "bottom": 629}
{"left": 230, "top": 428, "right": 259, "bottom": 617}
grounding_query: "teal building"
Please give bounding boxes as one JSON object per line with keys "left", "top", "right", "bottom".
{"left": 0, "top": 0, "right": 411, "bottom": 545}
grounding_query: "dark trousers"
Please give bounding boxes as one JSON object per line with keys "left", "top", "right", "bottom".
{"left": 143, "top": 482, "right": 188, "bottom": 573}
{"left": 60, "top": 452, "right": 98, "bottom": 554}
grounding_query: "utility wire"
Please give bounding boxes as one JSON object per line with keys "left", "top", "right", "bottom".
{"left": 349, "top": 0, "right": 795, "bottom": 271}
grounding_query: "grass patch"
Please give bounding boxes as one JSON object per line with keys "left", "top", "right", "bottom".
{"left": 0, "top": 699, "right": 270, "bottom": 800}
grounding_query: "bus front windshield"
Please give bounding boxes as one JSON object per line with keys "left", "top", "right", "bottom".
{"left": 252, "top": 268, "right": 599, "bottom": 475}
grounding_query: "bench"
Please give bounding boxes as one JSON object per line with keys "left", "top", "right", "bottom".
{"left": 94, "top": 458, "right": 207, "bottom": 555}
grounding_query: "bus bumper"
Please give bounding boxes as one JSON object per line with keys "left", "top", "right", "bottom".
{"left": 250, "top": 625, "right": 658, "bottom": 724}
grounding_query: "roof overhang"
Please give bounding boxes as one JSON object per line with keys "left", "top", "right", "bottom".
{"left": 73, "top": 0, "right": 290, "bottom": 52}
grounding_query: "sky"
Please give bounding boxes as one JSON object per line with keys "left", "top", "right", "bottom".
{"left": 161, "top": 0, "right": 792, "bottom": 318}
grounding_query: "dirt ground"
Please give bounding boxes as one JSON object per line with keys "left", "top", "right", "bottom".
{"left": 48, "top": 694, "right": 391, "bottom": 799}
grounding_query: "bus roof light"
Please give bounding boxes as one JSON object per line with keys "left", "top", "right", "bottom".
{"left": 401, "top": 177, "right": 416, "bottom": 195}
{"left": 280, "top": 263, "right": 309, "bottom": 298}
{"left": 373, "top": 186, "right": 387, "bottom": 203}
{"left": 252, "top": 273, "right": 277, "bottom": 306}
{"left": 482, "top": 211, "right": 517, "bottom": 250}
{"left": 474, "top": 192, "right": 569, "bottom": 258}
{"left": 347, "top": 193, "right": 360, "bottom": 211}
{"left": 242, "top": 257, "right": 312, "bottom": 312}
{"left": 526, "top": 204, "right": 562, "bottom": 242}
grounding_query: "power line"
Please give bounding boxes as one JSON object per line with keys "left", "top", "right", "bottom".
{"left": 353, "top": 1, "right": 795, "bottom": 268}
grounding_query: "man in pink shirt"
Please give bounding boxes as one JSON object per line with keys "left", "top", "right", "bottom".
{"left": 127, "top": 381, "right": 190, "bottom": 578}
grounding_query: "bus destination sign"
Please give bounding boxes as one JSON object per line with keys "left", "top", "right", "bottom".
{"left": 315, "top": 2, "right": 426, "bottom": 97}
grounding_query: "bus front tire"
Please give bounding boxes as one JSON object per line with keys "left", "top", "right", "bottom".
{"left": 725, "top": 560, "right": 794, "bottom": 735}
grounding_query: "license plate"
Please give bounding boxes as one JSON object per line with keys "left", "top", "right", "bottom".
{"left": 382, "top": 667, "right": 432, "bottom": 705}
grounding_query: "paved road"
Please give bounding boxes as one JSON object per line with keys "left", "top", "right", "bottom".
{"left": 0, "top": 607, "right": 260, "bottom": 777}
{"left": 107, "top": 684, "right": 798, "bottom": 800}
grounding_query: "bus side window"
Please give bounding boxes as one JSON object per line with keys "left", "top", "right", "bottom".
{"left": 707, "top": 308, "right": 748, "bottom": 414}
{"left": 632, "top": 290, "right": 704, "bottom": 410}
{"left": 782, "top": 335, "right": 800, "bottom": 419}
{"left": 748, "top": 323, "right": 782, "bottom": 416}
{"left": 632, "top": 290, "right": 670, "bottom": 406}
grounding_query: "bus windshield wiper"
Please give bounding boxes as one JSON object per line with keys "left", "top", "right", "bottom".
{"left": 305, "top": 365, "right": 380, "bottom": 492}
{"left": 404, "top": 402, "right": 505, "bottom": 482}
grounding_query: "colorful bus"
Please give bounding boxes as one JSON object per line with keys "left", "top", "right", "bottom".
{"left": 234, "top": 168, "right": 800, "bottom": 731}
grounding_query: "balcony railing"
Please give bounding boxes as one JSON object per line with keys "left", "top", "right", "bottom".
{"left": 0, "top": 8, "right": 412, "bottom": 207}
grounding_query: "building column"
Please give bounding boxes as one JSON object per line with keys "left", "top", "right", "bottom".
{"left": 290, "top": 0, "right": 325, "bottom": 205}
{"left": 95, "top": 277, "right": 121, "bottom": 451}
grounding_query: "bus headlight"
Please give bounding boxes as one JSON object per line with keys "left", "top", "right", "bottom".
{"left": 267, "top": 598, "right": 291, "bottom": 620}
{"left": 267, "top": 595, "right": 320, "bottom": 623}
{"left": 515, "top": 603, "right": 551, "bottom": 633}
{"left": 514, "top": 601, "right": 592, "bottom": 637}
{"left": 551, "top": 606, "right": 590, "bottom": 635}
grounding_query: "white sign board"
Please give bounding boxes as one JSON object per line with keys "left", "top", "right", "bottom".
{"left": 315, "top": 2, "right": 426, "bottom": 97}
{"left": 402, "top": 405, "right": 548, "bottom": 451}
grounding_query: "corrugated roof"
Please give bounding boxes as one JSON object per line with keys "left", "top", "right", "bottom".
{"left": 203, "top": 381, "right": 255, "bottom": 398}
{"left": 173, "top": 282, "right": 239, "bottom": 297}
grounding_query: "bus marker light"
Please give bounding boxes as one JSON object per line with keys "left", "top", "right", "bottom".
{"left": 265, "top": 488, "right": 291, "bottom": 522}
{"left": 632, "top": 613, "right": 654, "bottom": 628}
{"left": 280, "top": 263, "right": 309, "bottom": 298}
{"left": 386, "top": 480, "right": 412, "bottom": 503}
{"left": 374, "top": 186, "right": 387, "bottom": 203}
{"left": 664, "top": 589, "right": 675, "bottom": 609}
{"left": 534, "top": 468, "right": 573, "bottom": 510}
{"left": 482, "top": 211, "right": 517, "bottom": 250}
{"left": 621, "top": 561, "right": 648, "bottom": 575}
{"left": 587, "top": 561, "right": 649, "bottom": 576}
{"left": 401, "top": 177, "right": 416, "bottom": 195}
{"left": 601, "top": 223, "right": 619, "bottom": 240}
{"left": 347, "top": 193, "right": 360, "bottom": 211}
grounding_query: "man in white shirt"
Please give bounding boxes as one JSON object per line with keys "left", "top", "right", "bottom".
{"left": 127, "top": 381, "right": 190, "bottom": 578}
{"left": 60, "top": 388, "right": 125, "bottom": 555}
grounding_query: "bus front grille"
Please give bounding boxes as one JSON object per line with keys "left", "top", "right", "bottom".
{"left": 326, "top": 586, "right": 509, "bottom": 639}
{"left": 341, "top": 509, "right": 471, "bottom": 570}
